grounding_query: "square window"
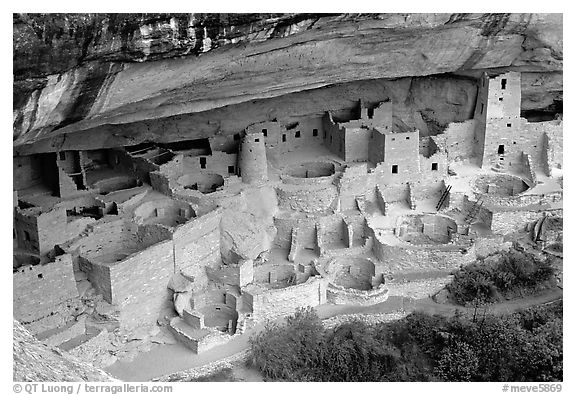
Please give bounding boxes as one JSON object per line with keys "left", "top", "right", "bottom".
{"left": 295, "top": 131, "right": 301, "bottom": 138}
{"left": 228, "top": 165, "right": 235, "bottom": 174}
{"left": 255, "top": 138, "right": 259, "bottom": 142}
{"left": 432, "top": 163, "right": 438, "bottom": 171}
{"left": 200, "top": 157, "right": 207, "bottom": 169}
{"left": 262, "top": 129, "right": 267, "bottom": 137}
{"left": 392, "top": 165, "right": 398, "bottom": 174}
{"left": 59, "top": 152, "right": 66, "bottom": 161}
{"left": 507, "top": 123, "right": 512, "bottom": 128}
{"left": 406, "top": 136, "right": 410, "bottom": 140}
{"left": 499, "top": 97, "right": 503, "bottom": 101}
{"left": 313, "top": 129, "right": 318, "bottom": 137}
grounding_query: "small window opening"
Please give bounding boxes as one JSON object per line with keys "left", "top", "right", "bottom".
{"left": 480, "top": 103, "right": 484, "bottom": 114}
{"left": 233, "top": 134, "right": 240, "bottom": 141}
{"left": 262, "top": 129, "right": 267, "bottom": 137}
{"left": 507, "top": 123, "right": 512, "bottom": 128}
{"left": 38, "top": 274, "right": 43, "bottom": 279}
{"left": 282, "top": 134, "right": 287, "bottom": 142}
{"left": 498, "top": 145, "right": 505, "bottom": 155}
{"left": 501, "top": 79, "right": 507, "bottom": 90}
{"left": 392, "top": 165, "right": 398, "bottom": 174}
{"left": 59, "top": 152, "right": 66, "bottom": 161}
{"left": 295, "top": 131, "right": 301, "bottom": 138}
{"left": 313, "top": 129, "right": 318, "bottom": 137}
{"left": 200, "top": 157, "right": 207, "bottom": 169}
{"left": 499, "top": 97, "right": 503, "bottom": 102}
{"left": 254, "top": 138, "right": 259, "bottom": 142}
{"left": 431, "top": 163, "right": 438, "bottom": 171}
{"left": 391, "top": 137, "right": 396, "bottom": 141}
{"left": 406, "top": 136, "right": 410, "bottom": 140}
{"left": 24, "top": 231, "right": 30, "bottom": 241}
{"left": 228, "top": 165, "right": 235, "bottom": 174}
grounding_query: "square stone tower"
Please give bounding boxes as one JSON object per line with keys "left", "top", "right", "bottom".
{"left": 473, "top": 71, "right": 522, "bottom": 169}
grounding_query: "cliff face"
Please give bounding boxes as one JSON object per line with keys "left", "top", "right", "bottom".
{"left": 13, "top": 320, "right": 116, "bottom": 382}
{"left": 13, "top": 13, "right": 562, "bottom": 155}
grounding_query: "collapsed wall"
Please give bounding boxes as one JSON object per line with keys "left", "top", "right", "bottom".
{"left": 13, "top": 254, "right": 78, "bottom": 325}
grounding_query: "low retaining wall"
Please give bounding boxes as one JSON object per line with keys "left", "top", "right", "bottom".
{"left": 386, "top": 276, "right": 453, "bottom": 299}
{"left": 245, "top": 276, "right": 328, "bottom": 322}
{"left": 326, "top": 283, "right": 389, "bottom": 306}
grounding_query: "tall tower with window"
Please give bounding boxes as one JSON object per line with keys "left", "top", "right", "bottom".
{"left": 238, "top": 131, "right": 268, "bottom": 184}
{"left": 473, "top": 71, "right": 522, "bottom": 168}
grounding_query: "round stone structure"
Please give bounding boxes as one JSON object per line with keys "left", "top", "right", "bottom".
{"left": 325, "top": 257, "right": 377, "bottom": 291}
{"left": 473, "top": 174, "right": 530, "bottom": 197}
{"left": 177, "top": 173, "right": 224, "bottom": 194}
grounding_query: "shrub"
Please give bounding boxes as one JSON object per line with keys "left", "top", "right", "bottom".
{"left": 321, "top": 321, "right": 398, "bottom": 381}
{"left": 447, "top": 249, "right": 555, "bottom": 306}
{"left": 248, "top": 302, "right": 562, "bottom": 382}
{"left": 249, "top": 307, "right": 324, "bottom": 381}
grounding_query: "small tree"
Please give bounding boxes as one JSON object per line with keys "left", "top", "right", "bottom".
{"left": 249, "top": 307, "right": 324, "bottom": 381}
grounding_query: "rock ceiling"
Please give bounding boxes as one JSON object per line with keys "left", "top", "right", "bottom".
{"left": 13, "top": 13, "right": 562, "bottom": 155}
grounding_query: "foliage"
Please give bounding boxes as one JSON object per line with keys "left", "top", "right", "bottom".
{"left": 249, "top": 307, "right": 324, "bottom": 381}
{"left": 447, "top": 249, "right": 556, "bottom": 306}
{"left": 249, "top": 301, "right": 563, "bottom": 382}
{"left": 321, "top": 321, "right": 398, "bottom": 381}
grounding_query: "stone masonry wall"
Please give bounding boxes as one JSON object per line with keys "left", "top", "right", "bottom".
{"left": 491, "top": 208, "right": 563, "bottom": 235}
{"left": 444, "top": 120, "right": 477, "bottom": 163}
{"left": 173, "top": 209, "right": 223, "bottom": 289}
{"left": 13, "top": 254, "right": 78, "bottom": 323}
{"left": 109, "top": 239, "right": 174, "bottom": 329}
{"left": 326, "top": 283, "right": 389, "bottom": 306}
{"left": 248, "top": 276, "right": 328, "bottom": 322}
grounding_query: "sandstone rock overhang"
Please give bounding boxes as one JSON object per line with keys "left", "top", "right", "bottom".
{"left": 13, "top": 13, "right": 562, "bottom": 155}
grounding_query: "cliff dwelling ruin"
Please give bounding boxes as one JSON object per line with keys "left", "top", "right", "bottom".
{"left": 12, "top": 13, "right": 563, "bottom": 382}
